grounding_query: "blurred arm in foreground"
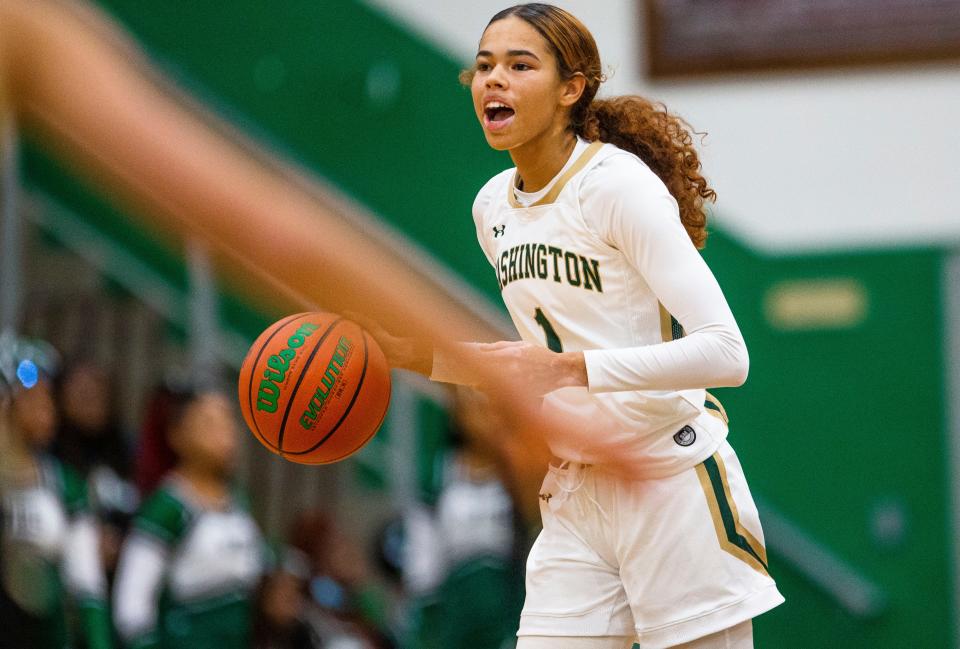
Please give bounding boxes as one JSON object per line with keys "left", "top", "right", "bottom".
{"left": 0, "top": 0, "right": 627, "bottom": 483}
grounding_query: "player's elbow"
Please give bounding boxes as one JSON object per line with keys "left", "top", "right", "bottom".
{"left": 724, "top": 338, "right": 749, "bottom": 387}
{"left": 727, "top": 352, "right": 749, "bottom": 387}
{"left": 713, "top": 330, "right": 749, "bottom": 387}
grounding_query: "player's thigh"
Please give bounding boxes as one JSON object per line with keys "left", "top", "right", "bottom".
{"left": 669, "top": 620, "right": 752, "bottom": 649}
{"left": 615, "top": 443, "right": 776, "bottom": 642}
{"left": 517, "top": 635, "right": 636, "bottom": 649}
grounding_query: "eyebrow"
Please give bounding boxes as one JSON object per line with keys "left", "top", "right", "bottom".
{"left": 476, "top": 49, "right": 541, "bottom": 60}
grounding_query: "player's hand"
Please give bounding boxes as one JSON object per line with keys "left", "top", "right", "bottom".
{"left": 476, "top": 341, "right": 587, "bottom": 395}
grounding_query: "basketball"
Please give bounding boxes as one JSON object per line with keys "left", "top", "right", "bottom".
{"left": 238, "top": 312, "right": 391, "bottom": 464}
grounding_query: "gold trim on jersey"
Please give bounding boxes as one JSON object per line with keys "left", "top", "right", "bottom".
{"left": 658, "top": 303, "right": 673, "bottom": 342}
{"left": 508, "top": 140, "right": 605, "bottom": 208}
{"left": 704, "top": 392, "right": 729, "bottom": 425}
{"left": 658, "top": 302, "right": 686, "bottom": 342}
{"left": 695, "top": 452, "right": 769, "bottom": 576}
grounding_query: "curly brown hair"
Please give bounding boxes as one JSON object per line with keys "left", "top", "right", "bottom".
{"left": 479, "top": 4, "right": 716, "bottom": 249}
{"left": 581, "top": 97, "right": 714, "bottom": 248}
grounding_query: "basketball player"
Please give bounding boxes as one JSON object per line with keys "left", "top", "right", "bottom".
{"left": 112, "top": 390, "right": 264, "bottom": 649}
{"left": 380, "top": 4, "right": 785, "bottom": 648}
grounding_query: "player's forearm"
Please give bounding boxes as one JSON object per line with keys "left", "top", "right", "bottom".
{"left": 384, "top": 336, "right": 433, "bottom": 376}
{"left": 584, "top": 324, "right": 749, "bottom": 393}
{"left": 113, "top": 534, "right": 166, "bottom": 648}
{"left": 429, "top": 342, "right": 485, "bottom": 385}
{"left": 379, "top": 335, "right": 502, "bottom": 388}
{"left": 64, "top": 515, "right": 108, "bottom": 599}
{"left": 468, "top": 342, "right": 586, "bottom": 394}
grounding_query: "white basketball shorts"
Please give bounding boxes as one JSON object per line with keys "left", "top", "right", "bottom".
{"left": 518, "top": 440, "right": 784, "bottom": 648}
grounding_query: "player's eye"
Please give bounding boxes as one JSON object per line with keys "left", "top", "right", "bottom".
{"left": 476, "top": 62, "right": 492, "bottom": 72}
{"left": 513, "top": 63, "right": 531, "bottom": 71}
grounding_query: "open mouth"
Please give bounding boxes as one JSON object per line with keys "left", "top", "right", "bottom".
{"left": 484, "top": 101, "right": 515, "bottom": 130}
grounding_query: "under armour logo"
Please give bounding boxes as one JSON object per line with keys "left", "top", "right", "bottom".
{"left": 539, "top": 492, "right": 552, "bottom": 503}
{"left": 492, "top": 225, "right": 506, "bottom": 238}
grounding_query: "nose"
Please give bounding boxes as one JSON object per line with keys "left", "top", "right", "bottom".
{"left": 485, "top": 63, "right": 507, "bottom": 89}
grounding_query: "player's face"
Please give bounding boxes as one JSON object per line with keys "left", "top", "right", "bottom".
{"left": 471, "top": 16, "right": 573, "bottom": 151}
{"left": 61, "top": 365, "right": 110, "bottom": 433}
{"left": 173, "top": 393, "right": 238, "bottom": 478}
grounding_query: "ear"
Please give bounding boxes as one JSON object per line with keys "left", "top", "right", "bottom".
{"left": 558, "top": 72, "right": 587, "bottom": 108}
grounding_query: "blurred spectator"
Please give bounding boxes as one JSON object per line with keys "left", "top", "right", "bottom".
{"left": 53, "top": 361, "right": 128, "bottom": 478}
{"left": 403, "top": 389, "right": 525, "bottom": 649}
{"left": 288, "top": 510, "right": 395, "bottom": 649}
{"left": 0, "top": 333, "right": 113, "bottom": 649}
{"left": 53, "top": 360, "right": 138, "bottom": 586}
{"left": 112, "top": 389, "right": 265, "bottom": 649}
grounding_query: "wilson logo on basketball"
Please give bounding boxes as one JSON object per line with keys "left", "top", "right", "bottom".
{"left": 256, "top": 322, "right": 321, "bottom": 413}
{"left": 299, "top": 336, "right": 353, "bottom": 430}
{"left": 239, "top": 312, "right": 390, "bottom": 465}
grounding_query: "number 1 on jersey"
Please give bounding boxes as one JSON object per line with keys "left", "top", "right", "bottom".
{"left": 534, "top": 308, "right": 563, "bottom": 352}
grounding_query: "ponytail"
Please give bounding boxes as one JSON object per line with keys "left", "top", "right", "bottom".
{"left": 579, "top": 96, "right": 714, "bottom": 249}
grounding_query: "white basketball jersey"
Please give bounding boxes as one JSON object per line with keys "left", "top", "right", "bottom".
{"left": 473, "top": 140, "right": 736, "bottom": 478}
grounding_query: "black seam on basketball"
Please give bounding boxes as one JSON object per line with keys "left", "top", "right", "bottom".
{"left": 246, "top": 313, "right": 311, "bottom": 452}
{"left": 276, "top": 317, "right": 343, "bottom": 453}
{"left": 285, "top": 328, "right": 370, "bottom": 455}
{"left": 317, "top": 340, "right": 390, "bottom": 463}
